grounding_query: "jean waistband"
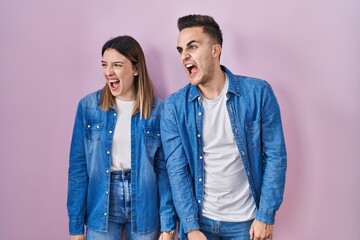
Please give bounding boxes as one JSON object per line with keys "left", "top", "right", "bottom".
{"left": 110, "top": 169, "right": 131, "bottom": 180}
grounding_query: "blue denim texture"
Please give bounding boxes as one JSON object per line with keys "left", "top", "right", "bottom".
{"left": 85, "top": 171, "right": 160, "bottom": 240}
{"left": 160, "top": 66, "right": 287, "bottom": 239}
{"left": 86, "top": 222, "right": 159, "bottom": 240}
{"left": 67, "top": 90, "right": 176, "bottom": 235}
{"left": 200, "top": 216, "right": 253, "bottom": 240}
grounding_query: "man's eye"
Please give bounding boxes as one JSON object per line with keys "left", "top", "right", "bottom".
{"left": 190, "top": 45, "right": 197, "bottom": 50}
{"left": 114, "top": 64, "right": 122, "bottom": 67}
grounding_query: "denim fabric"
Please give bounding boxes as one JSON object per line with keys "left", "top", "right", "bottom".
{"left": 160, "top": 66, "right": 287, "bottom": 239}
{"left": 87, "top": 222, "right": 159, "bottom": 240}
{"left": 67, "top": 90, "right": 176, "bottom": 235}
{"left": 108, "top": 171, "right": 132, "bottom": 225}
{"left": 200, "top": 216, "right": 253, "bottom": 240}
{"left": 85, "top": 171, "right": 160, "bottom": 240}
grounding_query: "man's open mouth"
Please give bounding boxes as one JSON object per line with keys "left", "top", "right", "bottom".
{"left": 186, "top": 63, "right": 198, "bottom": 76}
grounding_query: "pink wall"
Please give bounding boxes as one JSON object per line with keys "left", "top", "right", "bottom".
{"left": 0, "top": 0, "right": 359, "bottom": 239}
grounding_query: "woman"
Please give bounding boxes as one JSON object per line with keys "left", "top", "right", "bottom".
{"left": 67, "top": 36, "right": 176, "bottom": 240}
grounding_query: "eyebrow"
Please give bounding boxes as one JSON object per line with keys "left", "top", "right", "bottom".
{"left": 101, "top": 60, "right": 124, "bottom": 64}
{"left": 177, "top": 40, "right": 200, "bottom": 51}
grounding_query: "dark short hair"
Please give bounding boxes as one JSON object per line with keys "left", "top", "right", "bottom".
{"left": 177, "top": 14, "right": 223, "bottom": 46}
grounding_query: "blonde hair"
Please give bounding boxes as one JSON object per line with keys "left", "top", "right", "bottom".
{"left": 100, "top": 36, "right": 154, "bottom": 119}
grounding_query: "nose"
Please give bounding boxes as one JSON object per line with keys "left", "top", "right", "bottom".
{"left": 181, "top": 50, "right": 190, "bottom": 61}
{"left": 105, "top": 66, "right": 114, "bottom": 76}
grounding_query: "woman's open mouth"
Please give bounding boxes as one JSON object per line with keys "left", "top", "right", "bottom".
{"left": 109, "top": 79, "right": 120, "bottom": 90}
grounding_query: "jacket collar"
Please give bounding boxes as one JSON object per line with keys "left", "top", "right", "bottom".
{"left": 188, "top": 65, "right": 240, "bottom": 102}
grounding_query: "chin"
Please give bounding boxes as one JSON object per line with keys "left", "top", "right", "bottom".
{"left": 110, "top": 91, "right": 121, "bottom": 98}
{"left": 189, "top": 77, "right": 202, "bottom": 86}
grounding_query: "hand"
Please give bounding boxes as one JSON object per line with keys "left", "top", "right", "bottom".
{"left": 158, "top": 231, "right": 174, "bottom": 240}
{"left": 187, "top": 229, "right": 207, "bottom": 240}
{"left": 69, "top": 235, "right": 85, "bottom": 240}
{"left": 249, "top": 220, "right": 273, "bottom": 240}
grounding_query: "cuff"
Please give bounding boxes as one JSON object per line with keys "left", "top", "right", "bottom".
{"left": 181, "top": 215, "right": 200, "bottom": 234}
{"left": 255, "top": 208, "right": 276, "bottom": 224}
{"left": 160, "top": 214, "right": 177, "bottom": 232}
{"left": 69, "top": 220, "right": 84, "bottom": 235}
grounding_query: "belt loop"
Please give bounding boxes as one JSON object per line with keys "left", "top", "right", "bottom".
{"left": 121, "top": 169, "right": 131, "bottom": 180}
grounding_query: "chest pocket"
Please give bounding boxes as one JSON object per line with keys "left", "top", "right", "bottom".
{"left": 143, "top": 126, "right": 161, "bottom": 149}
{"left": 84, "top": 121, "right": 103, "bottom": 141}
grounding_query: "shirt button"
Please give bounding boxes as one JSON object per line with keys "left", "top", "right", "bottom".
{"left": 104, "top": 213, "right": 107, "bottom": 216}
{"left": 114, "top": 113, "right": 117, "bottom": 116}
{"left": 106, "top": 191, "right": 109, "bottom": 194}
{"left": 107, "top": 151, "right": 110, "bottom": 154}
{"left": 109, "top": 130, "right": 112, "bottom": 134}
{"left": 87, "top": 125, "right": 91, "bottom": 128}
{"left": 197, "top": 134, "right": 201, "bottom": 138}
{"left": 199, "top": 178, "right": 202, "bottom": 182}
{"left": 198, "top": 112, "right": 202, "bottom": 116}
{"left": 199, "top": 156, "right": 203, "bottom": 160}
{"left": 106, "top": 170, "right": 109, "bottom": 173}
{"left": 157, "top": 133, "right": 160, "bottom": 136}
{"left": 96, "top": 125, "right": 100, "bottom": 129}
{"left": 241, "top": 151, "right": 245, "bottom": 156}
{"left": 146, "top": 131, "right": 150, "bottom": 134}
{"left": 198, "top": 200, "right": 201, "bottom": 203}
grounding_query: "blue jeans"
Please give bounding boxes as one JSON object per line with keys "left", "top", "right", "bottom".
{"left": 200, "top": 216, "right": 253, "bottom": 240}
{"left": 86, "top": 170, "right": 160, "bottom": 240}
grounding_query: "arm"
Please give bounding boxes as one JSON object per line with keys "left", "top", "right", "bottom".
{"left": 154, "top": 139, "right": 177, "bottom": 233}
{"left": 67, "top": 103, "right": 88, "bottom": 235}
{"left": 256, "top": 82, "right": 287, "bottom": 224}
{"left": 160, "top": 100, "right": 200, "bottom": 234}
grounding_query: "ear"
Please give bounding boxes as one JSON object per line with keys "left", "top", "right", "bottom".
{"left": 212, "top": 44, "right": 222, "bottom": 58}
{"left": 133, "top": 65, "right": 139, "bottom": 76}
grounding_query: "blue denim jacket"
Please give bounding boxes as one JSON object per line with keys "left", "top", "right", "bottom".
{"left": 67, "top": 90, "right": 176, "bottom": 235}
{"left": 160, "top": 66, "right": 287, "bottom": 239}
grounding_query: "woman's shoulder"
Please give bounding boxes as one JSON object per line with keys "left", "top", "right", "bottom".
{"left": 149, "top": 97, "right": 164, "bottom": 116}
{"left": 79, "top": 90, "right": 102, "bottom": 106}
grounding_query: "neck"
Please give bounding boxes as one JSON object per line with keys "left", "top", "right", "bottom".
{"left": 198, "top": 66, "right": 226, "bottom": 100}
{"left": 116, "top": 89, "right": 136, "bottom": 101}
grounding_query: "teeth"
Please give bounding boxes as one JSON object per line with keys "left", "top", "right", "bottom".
{"left": 185, "top": 64, "right": 194, "bottom": 68}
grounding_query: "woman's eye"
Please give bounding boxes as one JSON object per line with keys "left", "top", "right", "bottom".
{"left": 114, "top": 64, "right": 122, "bottom": 67}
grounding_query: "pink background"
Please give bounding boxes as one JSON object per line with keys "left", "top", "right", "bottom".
{"left": 0, "top": 0, "right": 359, "bottom": 239}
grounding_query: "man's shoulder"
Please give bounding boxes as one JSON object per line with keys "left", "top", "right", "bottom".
{"left": 239, "top": 75, "right": 270, "bottom": 88}
{"left": 223, "top": 65, "right": 270, "bottom": 90}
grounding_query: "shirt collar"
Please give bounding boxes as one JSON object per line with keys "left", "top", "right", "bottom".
{"left": 187, "top": 65, "right": 240, "bottom": 102}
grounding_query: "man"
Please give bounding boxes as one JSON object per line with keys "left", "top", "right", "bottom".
{"left": 160, "top": 14, "right": 287, "bottom": 240}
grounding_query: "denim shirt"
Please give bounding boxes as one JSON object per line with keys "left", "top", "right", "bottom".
{"left": 160, "top": 66, "right": 287, "bottom": 239}
{"left": 67, "top": 90, "right": 176, "bottom": 235}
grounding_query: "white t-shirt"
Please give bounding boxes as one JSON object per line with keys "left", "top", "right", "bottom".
{"left": 111, "top": 98, "right": 134, "bottom": 171}
{"left": 201, "top": 75, "right": 256, "bottom": 222}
